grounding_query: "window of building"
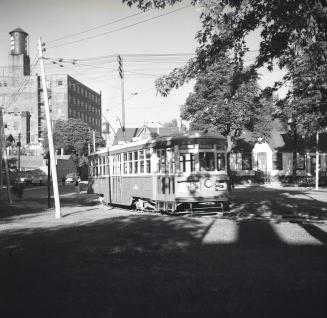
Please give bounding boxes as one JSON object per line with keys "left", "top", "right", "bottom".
{"left": 242, "top": 153, "right": 252, "bottom": 170}
{"left": 4, "top": 82, "right": 7, "bottom": 87}
{"left": 297, "top": 153, "right": 305, "bottom": 170}
{"left": 272, "top": 152, "right": 283, "bottom": 170}
{"left": 57, "top": 80, "right": 63, "bottom": 86}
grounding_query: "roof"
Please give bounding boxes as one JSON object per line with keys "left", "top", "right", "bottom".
{"left": 113, "top": 125, "right": 183, "bottom": 145}
{"left": 113, "top": 128, "right": 141, "bottom": 145}
{"left": 233, "top": 120, "right": 327, "bottom": 153}
{"left": 9, "top": 27, "right": 28, "bottom": 35}
{"left": 56, "top": 155, "right": 72, "bottom": 160}
{"left": 20, "top": 156, "right": 43, "bottom": 169}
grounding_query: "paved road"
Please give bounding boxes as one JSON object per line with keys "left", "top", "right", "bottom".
{"left": 0, "top": 186, "right": 326, "bottom": 318}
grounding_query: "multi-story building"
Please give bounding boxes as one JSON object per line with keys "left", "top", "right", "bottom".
{"left": 0, "top": 28, "right": 102, "bottom": 154}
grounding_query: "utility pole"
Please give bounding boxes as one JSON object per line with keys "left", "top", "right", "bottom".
{"left": 0, "top": 108, "right": 12, "bottom": 203}
{"left": 38, "top": 38, "right": 61, "bottom": 218}
{"left": 117, "top": 55, "right": 125, "bottom": 140}
{"left": 47, "top": 152, "right": 51, "bottom": 208}
{"left": 0, "top": 107, "right": 3, "bottom": 199}
{"left": 93, "top": 130, "right": 96, "bottom": 153}
{"left": 17, "top": 133, "right": 21, "bottom": 172}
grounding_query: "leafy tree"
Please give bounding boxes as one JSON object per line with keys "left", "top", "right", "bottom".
{"left": 123, "top": 0, "right": 327, "bottom": 128}
{"left": 42, "top": 119, "right": 105, "bottom": 173}
{"left": 181, "top": 55, "right": 274, "bottom": 170}
{"left": 162, "top": 118, "right": 187, "bottom": 130}
{"left": 162, "top": 118, "right": 179, "bottom": 127}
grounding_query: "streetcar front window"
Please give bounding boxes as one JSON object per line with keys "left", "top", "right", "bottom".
{"left": 179, "top": 153, "right": 194, "bottom": 172}
{"left": 199, "top": 152, "right": 215, "bottom": 171}
{"left": 217, "top": 153, "right": 225, "bottom": 171}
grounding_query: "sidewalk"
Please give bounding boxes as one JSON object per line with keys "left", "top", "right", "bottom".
{"left": 235, "top": 183, "right": 327, "bottom": 203}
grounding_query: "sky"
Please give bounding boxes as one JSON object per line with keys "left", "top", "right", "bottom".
{"left": 0, "top": 0, "right": 285, "bottom": 131}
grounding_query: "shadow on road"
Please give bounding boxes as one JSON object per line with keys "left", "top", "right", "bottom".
{"left": 230, "top": 186, "right": 327, "bottom": 220}
{"left": 0, "top": 212, "right": 326, "bottom": 318}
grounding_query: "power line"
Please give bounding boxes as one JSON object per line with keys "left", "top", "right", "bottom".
{"left": 46, "top": 5, "right": 192, "bottom": 50}
{"left": 4, "top": 56, "right": 39, "bottom": 112}
{"left": 47, "top": 11, "right": 147, "bottom": 44}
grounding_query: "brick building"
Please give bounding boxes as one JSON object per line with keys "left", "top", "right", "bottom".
{"left": 0, "top": 28, "right": 101, "bottom": 155}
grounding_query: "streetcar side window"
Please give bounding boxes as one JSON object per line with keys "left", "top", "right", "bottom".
{"left": 104, "top": 156, "right": 109, "bottom": 175}
{"left": 145, "top": 149, "right": 151, "bottom": 173}
{"left": 217, "top": 153, "right": 225, "bottom": 171}
{"left": 134, "top": 151, "right": 139, "bottom": 174}
{"left": 179, "top": 153, "right": 194, "bottom": 172}
{"left": 199, "top": 152, "right": 215, "bottom": 171}
{"left": 139, "top": 150, "right": 145, "bottom": 173}
{"left": 123, "top": 153, "right": 127, "bottom": 174}
{"left": 128, "top": 152, "right": 133, "bottom": 174}
{"left": 157, "top": 149, "right": 166, "bottom": 173}
{"left": 166, "top": 148, "right": 175, "bottom": 173}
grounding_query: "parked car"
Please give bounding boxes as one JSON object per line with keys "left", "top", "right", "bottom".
{"left": 32, "top": 176, "right": 47, "bottom": 186}
{"left": 19, "top": 175, "right": 33, "bottom": 185}
{"left": 66, "top": 173, "right": 78, "bottom": 183}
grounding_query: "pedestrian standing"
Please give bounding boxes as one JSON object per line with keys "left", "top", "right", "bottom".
{"left": 62, "top": 176, "right": 66, "bottom": 186}
{"left": 75, "top": 178, "right": 80, "bottom": 194}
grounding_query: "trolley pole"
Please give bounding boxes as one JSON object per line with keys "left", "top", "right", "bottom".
{"left": 38, "top": 38, "right": 61, "bottom": 218}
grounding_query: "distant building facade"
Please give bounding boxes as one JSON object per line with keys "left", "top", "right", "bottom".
{"left": 0, "top": 28, "right": 101, "bottom": 154}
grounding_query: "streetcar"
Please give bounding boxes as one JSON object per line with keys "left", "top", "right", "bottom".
{"left": 88, "top": 131, "right": 231, "bottom": 214}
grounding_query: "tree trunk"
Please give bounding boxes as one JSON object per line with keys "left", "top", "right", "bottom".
{"left": 292, "top": 122, "right": 297, "bottom": 183}
{"left": 226, "top": 135, "right": 234, "bottom": 188}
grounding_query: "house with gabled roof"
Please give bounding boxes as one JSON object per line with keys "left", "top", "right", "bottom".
{"left": 229, "top": 120, "right": 327, "bottom": 183}
{"left": 112, "top": 124, "right": 183, "bottom": 145}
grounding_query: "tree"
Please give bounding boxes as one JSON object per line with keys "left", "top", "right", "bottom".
{"left": 181, "top": 55, "right": 274, "bottom": 171}
{"left": 42, "top": 119, "right": 105, "bottom": 173}
{"left": 123, "top": 0, "right": 327, "bottom": 126}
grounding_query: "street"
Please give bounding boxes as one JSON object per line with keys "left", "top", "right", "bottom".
{"left": 0, "top": 185, "right": 326, "bottom": 318}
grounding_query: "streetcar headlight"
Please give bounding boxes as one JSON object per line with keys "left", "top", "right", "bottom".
{"left": 204, "top": 178, "right": 212, "bottom": 188}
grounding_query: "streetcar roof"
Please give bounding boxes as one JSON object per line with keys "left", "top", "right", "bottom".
{"left": 89, "top": 131, "right": 226, "bottom": 157}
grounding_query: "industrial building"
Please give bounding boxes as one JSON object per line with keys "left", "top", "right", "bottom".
{"left": 0, "top": 27, "right": 102, "bottom": 155}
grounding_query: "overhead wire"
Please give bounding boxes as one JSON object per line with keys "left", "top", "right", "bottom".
{"left": 4, "top": 56, "right": 39, "bottom": 112}
{"left": 46, "top": 4, "right": 192, "bottom": 50}
{"left": 47, "top": 11, "right": 147, "bottom": 44}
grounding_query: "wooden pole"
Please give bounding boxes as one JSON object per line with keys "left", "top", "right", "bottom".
{"left": 0, "top": 109, "right": 11, "bottom": 203}
{"left": 38, "top": 38, "right": 61, "bottom": 218}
